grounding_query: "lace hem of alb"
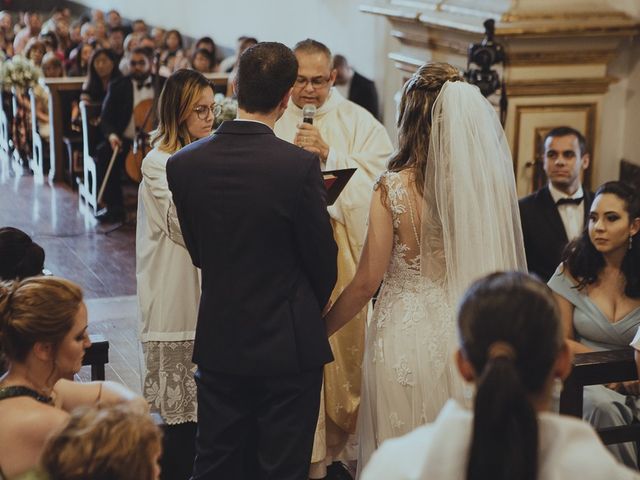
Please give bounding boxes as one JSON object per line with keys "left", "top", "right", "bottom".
{"left": 142, "top": 340, "right": 197, "bottom": 425}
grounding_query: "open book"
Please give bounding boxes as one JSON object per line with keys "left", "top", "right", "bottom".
{"left": 323, "top": 168, "right": 356, "bottom": 206}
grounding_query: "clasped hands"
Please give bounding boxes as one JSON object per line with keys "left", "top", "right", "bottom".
{"left": 607, "top": 381, "right": 640, "bottom": 396}
{"left": 294, "top": 123, "right": 329, "bottom": 162}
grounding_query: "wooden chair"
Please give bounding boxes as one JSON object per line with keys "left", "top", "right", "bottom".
{"left": 28, "top": 87, "right": 46, "bottom": 179}
{"left": 77, "top": 101, "right": 102, "bottom": 216}
{"left": 83, "top": 334, "right": 110, "bottom": 381}
{"left": 559, "top": 347, "right": 640, "bottom": 445}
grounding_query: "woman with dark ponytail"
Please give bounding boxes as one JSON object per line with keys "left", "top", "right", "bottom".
{"left": 361, "top": 272, "right": 638, "bottom": 479}
{"left": 549, "top": 180, "right": 640, "bottom": 468}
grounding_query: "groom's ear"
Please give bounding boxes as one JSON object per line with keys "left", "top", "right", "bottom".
{"left": 456, "top": 349, "right": 475, "bottom": 382}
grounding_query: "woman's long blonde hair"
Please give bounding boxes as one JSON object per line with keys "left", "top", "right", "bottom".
{"left": 151, "top": 69, "right": 214, "bottom": 153}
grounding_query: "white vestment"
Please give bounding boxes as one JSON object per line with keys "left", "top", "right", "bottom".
{"left": 136, "top": 147, "right": 200, "bottom": 424}
{"left": 275, "top": 90, "right": 393, "bottom": 476}
{"left": 362, "top": 399, "right": 640, "bottom": 480}
{"left": 275, "top": 89, "right": 393, "bottom": 252}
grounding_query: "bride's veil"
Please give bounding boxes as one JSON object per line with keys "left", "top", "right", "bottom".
{"left": 420, "top": 80, "right": 527, "bottom": 399}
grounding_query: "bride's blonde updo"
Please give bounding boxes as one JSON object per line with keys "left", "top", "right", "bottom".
{"left": 388, "top": 62, "right": 464, "bottom": 197}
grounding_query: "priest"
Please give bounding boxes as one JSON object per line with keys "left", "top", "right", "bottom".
{"left": 274, "top": 38, "right": 393, "bottom": 479}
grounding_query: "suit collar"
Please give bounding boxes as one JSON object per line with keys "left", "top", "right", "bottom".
{"left": 215, "top": 120, "right": 275, "bottom": 135}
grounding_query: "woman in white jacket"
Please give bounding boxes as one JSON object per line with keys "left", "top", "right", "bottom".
{"left": 136, "top": 68, "right": 216, "bottom": 480}
{"left": 362, "top": 272, "right": 640, "bottom": 480}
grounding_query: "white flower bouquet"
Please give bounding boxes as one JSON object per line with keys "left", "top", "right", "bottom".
{"left": 214, "top": 93, "right": 237, "bottom": 128}
{"left": 1, "top": 55, "right": 42, "bottom": 92}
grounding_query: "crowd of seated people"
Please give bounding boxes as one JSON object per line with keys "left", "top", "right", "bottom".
{"left": 3, "top": 7, "right": 245, "bottom": 77}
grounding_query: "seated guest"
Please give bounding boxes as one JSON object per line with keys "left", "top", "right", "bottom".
{"left": 41, "top": 52, "right": 65, "bottom": 78}
{"left": 24, "top": 38, "right": 46, "bottom": 67}
{"left": 362, "top": 271, "right": 638, "bottom": 479}
{"left": 151, "top": 27, "right": 166, "bottom": 50}
{"left": 519, "top": 127, "right": 593, "bottom": 281}
{"left": 0, "top": 226, "right": 44, "bottom": 281}
{"left": 0, "top": 11, "right": 15, "bottom": 56}
{"left": 549, "top": 180, "right": 640, "bottom": 468}
{"left": 96, "top": 46, "right": 165, "bottom": 223}
{"left": 14, "top": 11, "right": 41, "bottom": 55}
{"left": 219, "top": 35, "right": 255, "bottom": 73}
{"left": 81, "top": 48, "right": 121, "bottom": 104}
{"left": 224, "top": 36, "right": 258, "bottom": 96}
{"left": 0, "top": 276, "right": 146, "bottom": 478}
{"left": 41, "top": 403, "right": 162, "bottom": 480}
{"left": 32, "top": 53, "right": 65, "bottom": 144}
{"left": 333, "top": 54, "right": 379, "bottom": 119}
{"left": 191, "top": 47, "right": 215, "bottom": 74}
{"left": 132, "top": 19, "right": 148, "bottom": 36}
{"left": 67, "top": 41, "right": 94, "bottom": 76}
{"left": 39, "top": 30, "right": 63, "bottom": 62}
{"left": 107, "top": 25, "right": 126, "bottom": 58}
{"left": 159, "top": 29, "right": 188, "bottom": 76}
{"left": 137, "top": 68, "right": 215, "bottom": 480}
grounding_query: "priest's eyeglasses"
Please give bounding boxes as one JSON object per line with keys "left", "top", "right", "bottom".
{"left": 294, "top": 76, "right": 331, "bottom": 89}
{"left": 193, "top": 104, "right": 222, "bottom": 120}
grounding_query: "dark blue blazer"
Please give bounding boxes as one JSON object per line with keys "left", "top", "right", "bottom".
{"left": 519, "top": 185, "right": 593, "bottom": 282}
{"left": 166, "top": 120, "right": 337, "bottom": 376}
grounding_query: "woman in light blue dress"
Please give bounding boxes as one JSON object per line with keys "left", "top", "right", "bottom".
{"left": 549, "top": 181, "right": 640, "bottom": 468}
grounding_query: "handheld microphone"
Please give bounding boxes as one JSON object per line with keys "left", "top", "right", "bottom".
{"left": 302, "top": 104, "right": 316, "bottom": 125}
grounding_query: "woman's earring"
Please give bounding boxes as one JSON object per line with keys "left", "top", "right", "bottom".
{"left": 629, "top": 235, "right": 633, "bottom": 251}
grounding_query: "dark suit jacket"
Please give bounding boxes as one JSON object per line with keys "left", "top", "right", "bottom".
{"left": 519, "top": 185, "right": 593, "bottom": 282}
{"left": 349, "top": 71, "right": 379, "bottom": 119}
{"left": 100, "top": 75, "right": 165, "bottom": 139}
{"left": 167, "top": 120, "right": 337, "bottom": 376}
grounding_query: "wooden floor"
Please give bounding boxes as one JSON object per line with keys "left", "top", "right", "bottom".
{"left": 0, "top": 156, "right": 142, "bottom": 393}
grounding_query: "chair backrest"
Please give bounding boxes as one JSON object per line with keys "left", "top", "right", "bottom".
{"left": 28, "top": 87, "right": 45, "bottom": 178}
{"left": 0, "top": 88, "right": 9, "bottom": 154}
{"left": 77, "top": 100, "right": 103, "bottom": 215}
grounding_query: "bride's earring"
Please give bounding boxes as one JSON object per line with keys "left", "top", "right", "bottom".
{"left": 463, "top": 383, "right": 474, "bottom": 401}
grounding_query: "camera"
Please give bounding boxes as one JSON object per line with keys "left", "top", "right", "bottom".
{"left": 465, "top": 19, "right": 505, "bottom": 98}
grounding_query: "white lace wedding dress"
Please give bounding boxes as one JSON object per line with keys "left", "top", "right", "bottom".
{"left": 357, "top": 170, "right": 465, "bottom": 471}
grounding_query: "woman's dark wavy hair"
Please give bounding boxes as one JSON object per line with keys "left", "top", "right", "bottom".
{"left": 562, "top": 181, "right": 640, "bottom": 297}
{"left": 84, "top": 48, "right": 121, "bottom": 103}
{"left": 458, "top": 271, "right": 563, "bottom": 480}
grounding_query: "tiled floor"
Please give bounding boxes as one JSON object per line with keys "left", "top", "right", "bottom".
{"left": 1, "top": 156, "right": 142, "bottom": 392}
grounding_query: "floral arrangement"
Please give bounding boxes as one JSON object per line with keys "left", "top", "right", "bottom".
{"left": 0, "top": 55, "right": 41, "bottom": 91}
{"left": 214, "top": 93, "right": 237, "bottom": 128}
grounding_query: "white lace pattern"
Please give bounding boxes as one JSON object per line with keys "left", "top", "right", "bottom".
{"left": 142, "top": 341, "right": 197, "bottom": 425}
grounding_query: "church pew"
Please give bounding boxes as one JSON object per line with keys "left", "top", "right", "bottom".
{"left": 559, "top": 347, "right": 640, "bottom": 445}
{"left": 43, "top": 77, "right": 85, "bottom": 183}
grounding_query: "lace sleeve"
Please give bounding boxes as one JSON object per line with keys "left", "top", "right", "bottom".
{"left": 374, "top": 171, "right": 407, "bottom": 228}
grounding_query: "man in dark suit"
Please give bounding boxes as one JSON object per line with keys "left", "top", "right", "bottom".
{"left": 95, "top": 46, "right": 163, "bottom": 222}
{"left": 333, "top": 54, "right": 379, "bottom": 119}
{"left": 519, "top": 126, "right": 593, "bottom": 281}
{"left": 166, "top": 42, "right": 338, "bottom": 480}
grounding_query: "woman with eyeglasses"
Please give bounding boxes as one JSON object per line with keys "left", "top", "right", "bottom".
{"left": 136, "top": 68, "right": 216, "bottom": 480}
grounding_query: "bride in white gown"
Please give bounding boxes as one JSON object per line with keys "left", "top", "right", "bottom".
{"left": 324, "top": 62, "right": 527, "bottom": 474}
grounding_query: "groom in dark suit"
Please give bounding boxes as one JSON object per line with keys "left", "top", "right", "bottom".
{"left": 166, "top": 42, "right": 337, "bottom": 480}
{"left": 519, "top": 126, "right": 593, "bottom": 281}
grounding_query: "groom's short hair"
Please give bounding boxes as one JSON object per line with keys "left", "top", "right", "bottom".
{"left": 236, "top": 42, "right": 298, "bottom": 114}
